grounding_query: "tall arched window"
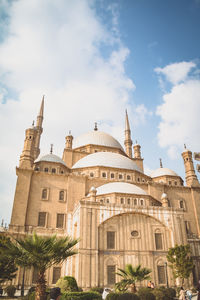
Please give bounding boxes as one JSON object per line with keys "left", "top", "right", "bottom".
{"left": 157, "top": 264, "right": 166, "bottom": 284}
{"left": 59, "top": 190, "right": 65, "bottom": 201}
{"left": 42, "top": 189, "right": 47, "bottom": 199}
{"left": 155, "top": 229, "right": 163, "bottom": 250}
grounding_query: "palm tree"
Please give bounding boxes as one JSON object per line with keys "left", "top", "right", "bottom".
{"left": 8, "top": 232, "right": 78, "bottom": 300}
{"left": 116, "top": 264, "right": 151, "bottom": 293}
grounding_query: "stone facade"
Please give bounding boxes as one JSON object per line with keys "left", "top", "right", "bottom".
{"left": 8, "top": 100, "right": 200, "bottom": 289}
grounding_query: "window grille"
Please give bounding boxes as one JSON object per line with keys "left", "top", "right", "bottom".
{"left": 38, "top": 212, "right": 46, "bottom": 227}
{"left": 59, "top": 191, "right": 64, "bottom": 201}
{"left": 42, "top": 189, "right": 47, "bottom": 199}
{"left": 56, "top": 214, "right": 64, "bottom": 228}
{"left": 107, "top": 231, "right": 115, "bottom": 249}
{"left": 32, "top": 268, "right": 39, "bottom": 283}
{"left": 107, "top": 265, "right": 116, "bottom": 284}
{"left": 155, "top": 233, "right": 163, "bottom": 250}
{"left": 52, "top": 267, "right": 61, "bottom": 284}
{"left": 157, "top": 265, "right": 166, "bottom": 284}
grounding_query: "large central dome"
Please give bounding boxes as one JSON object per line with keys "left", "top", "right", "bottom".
{"left": 73, "top": 130, "right": 124, "bottom": 151}
{"left": 96, "top": 182, "right": 147, "bottom": 195}
{"left": 72, "top": 152, "right": 142, "bottom": 172}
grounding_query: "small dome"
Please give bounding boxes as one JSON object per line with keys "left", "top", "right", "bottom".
{"left": 35, "top": 154, "right": 67, "bottom": 166}
{"left": 95, "top": 182, "right": 147, "bottom": 196}
{"left": 73, "top": 130, "right": 124, "bottom": 151}
{"left": 150, "top": 167, "right": 178, "bottom": 178}
{"left": 72, "top": 152, "right": 142, "bottom": 172}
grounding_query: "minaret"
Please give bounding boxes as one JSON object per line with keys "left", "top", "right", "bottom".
{"left": 19, "top": 123, "right": 37, "bottom": 169}
{"left": 124, "top": 110, "right": 133, "bottom": 158}
{"left": 65, "top": 131, "right": 73, "bottom": 149}
{"left": 33, "top": 97, "right": 44, "bottom": 160}
{"left": 182, "top": 145, "right": 199, "bottom": 187}
{"left": 133, "top": 141, "right": 141, "bottom": 159}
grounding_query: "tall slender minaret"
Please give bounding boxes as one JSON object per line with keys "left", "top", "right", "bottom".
{"left": 33, "top": 96, "right": 44, "bottom": 160}
{"left": 19, "top": 97, "right": 44, "bottom": 168}
{"left": 124, "top": 110, "right": 133, "bottom": 158}
{"left": 182, "top": 145, "right": 199, "bottom": 187}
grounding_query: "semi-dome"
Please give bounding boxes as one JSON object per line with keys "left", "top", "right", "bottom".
{"left": 95, "top": 182, "right": 147, "bottom": 196}
{"left": 150, "top": 167, "right": 178, "bottom": 178}
{"left": 72, "top": 152, "right": 142, "bottom": 172}
{"left": 73, "top": 130, "right": 124, "bottom": 151}
{"left": 35, "top": 154, "right": 67, "bottom": 166}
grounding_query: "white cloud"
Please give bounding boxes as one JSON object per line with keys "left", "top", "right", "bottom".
{"left": 0, "top": 0, "right": 151, "bottom": 223}
{"left": 155, "top": 61, "right": 196, "bottom": 85}
{"left": 156, "top": 77, "right": 200, "bottom": 159}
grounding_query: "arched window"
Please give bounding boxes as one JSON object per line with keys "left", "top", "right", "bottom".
{"left": 180, "top": 200, "right": 184, "bottom": 209}
{"left": 59, "top": 190, "right": 65, "bottom": 201}
{"left": 102, "top": 172, "right": 107, "bottom": 178}
{"left": 157, "top": 264, "right": 166, "bottom": 284}
{"left": 42, "top": 189, "right": 47, "bottom": 199}
{"left": 52, "top": 168, "right": 56, "bottom": 173}
{"left": 120, "top": 198, "right": 124, "bottom": 204}
{"left": 127, "top": 198, "right": 130, "bottom": 205}
{"left": 127, "top": 175, "right": 131, "bottom": 180}
{"left": 107, "top": 231, "right": 115, "bottom": 249}
{"left": 111, "top": 173, "right": 115, "bottom": 179}
{"left": 134, "top": 198, "right": 137, "bottom": 205}
{"left": 155, "top": 230, "right": 163, "bottom": 250}
{"left": 119, "top": 174, "right": 123, "bottom": 179}
{"left": 44, "top": 167, "right": 48, "bottom": 172}
{"left": 107, "top": 265, "right": 116, "bottom": 284}
{"left": 90, "top": 172, "right": 94, "bottom": 177}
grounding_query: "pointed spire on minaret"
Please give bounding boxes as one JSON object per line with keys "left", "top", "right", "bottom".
{"left": 125, "top": 109, "right": 130, "bottom": 131}
{"left": 50, "top": 144, "right": 53, "bottom": 154}
{"left": 39, "top": 95, "right": 44, "bottom": 116}
{"left": 159, "top": 158, "right": 163, "bottom": 168}
{"left": 33, "top": 97, "right": 44, "bottom": 160}
{"left": 36, "top": 96, "right": 44, "bottom": 127}
{"left": 124, "top": 110, "right": 132, "bottom": 158}
{"left": 94, "top": 122, "right": 98, "bottom": 131}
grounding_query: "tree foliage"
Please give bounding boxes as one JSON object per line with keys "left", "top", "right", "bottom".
{"left": 167, "top": 244, "right": 193, "bottom": 284}
{"left": 56, "top": 276, "right": 79, "bottom": 293}
{"left": 115, "top": 264, "right": 151, "bottom": 293}
{"left": 6, "top": 232, "right": 78, "bottom": 300}
{"left": 0, "top": 235, "right": 18, "bottom": 283}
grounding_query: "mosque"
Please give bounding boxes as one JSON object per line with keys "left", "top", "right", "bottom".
{"left": 8, "top": 98, "right": 200, "bottom": 289}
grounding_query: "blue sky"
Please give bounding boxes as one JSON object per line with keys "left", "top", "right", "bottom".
{"left": 0, "top": 0, "right": 200, "bottom": 225}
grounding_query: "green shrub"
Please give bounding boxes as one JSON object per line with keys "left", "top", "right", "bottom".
{"left": 106, "top": 293, "right": 120, "bottom": 300}
{"left": 106, "top": 293, "right": 140, "bottom": 300}
{"left": 56, "top": 276, "right": 79, "bottom": 293}
{"left": 165, "top": 288, "right": 176, "bottom": 298}
{"left": 4, "top": 285, "right": 16, "bottom": 297}
{"left": 137, "top": 287, "right": 155, "bottom": 300}
{"left": 118, "top": 293, "right": 140, "bottom": 300}
{"left": 151, "top": 289, "right": 164, "bottom": 300}
{"left": 62, "top": 291, "right": 102, "bottom": 300}
{"left": 90, "top": 287, "right": 104, "bottom": 294}
{"left": 26, "top": 291, "right": 36, "bottom": 300}
{"left": 152, "top": 287, "right": 175, "bottom": 300}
